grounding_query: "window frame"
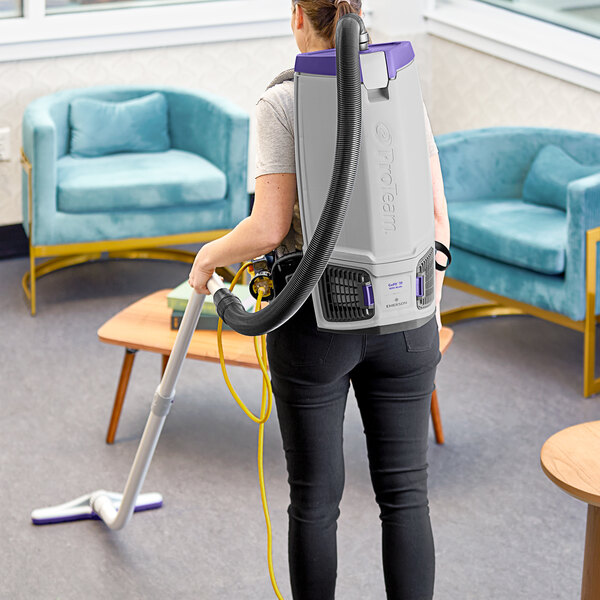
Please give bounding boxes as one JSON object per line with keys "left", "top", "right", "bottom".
{"left": 424, "top": 0, "right": 600, "bottom": 92}
{"left": 0, "top": 0, "right": 292, "bottom": 62}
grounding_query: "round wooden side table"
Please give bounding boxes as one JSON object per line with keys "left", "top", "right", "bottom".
{"left": 541, "top": 421, "right": 600, "bottom": 599}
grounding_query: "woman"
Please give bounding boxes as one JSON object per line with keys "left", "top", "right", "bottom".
{"left": 189, "top": 1, "right": 450, "bottom": 598}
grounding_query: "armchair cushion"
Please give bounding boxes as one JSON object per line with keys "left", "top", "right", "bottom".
{"left": 448, "top": 198, "right": 567, "bottom": 275}
{"left": 69, "top": 92, "right": 170, "bottom": 158}
{"left": 522, "top": 145, "right": 600, "bottom": 211}
{"left": 57, "top": 149, "right": 227, "bottom": 213}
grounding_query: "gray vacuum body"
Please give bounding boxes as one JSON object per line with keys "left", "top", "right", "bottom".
{"left": 294, "top": 42, "right": 436, "bottom": 334}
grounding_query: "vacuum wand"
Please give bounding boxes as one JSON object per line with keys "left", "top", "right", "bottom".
{"left": 31, "top": 274, "right": 226, "bottom": 528}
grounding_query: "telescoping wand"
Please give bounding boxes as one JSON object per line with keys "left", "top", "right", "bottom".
{"left": 31, "top": 274, "right": 226, "bottom": 528}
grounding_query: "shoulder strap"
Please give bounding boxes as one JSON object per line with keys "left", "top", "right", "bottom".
{"left": 266, "top": 68, "right": 295, "bottom": 91}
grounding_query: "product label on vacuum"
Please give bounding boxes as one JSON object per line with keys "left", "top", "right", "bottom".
{"left": 383, "top": 276, "right": 410, "bottom": 310}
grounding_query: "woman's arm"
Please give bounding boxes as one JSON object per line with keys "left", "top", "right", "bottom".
{"left": 430, "top": 152, "right": 450, "bottom": 329}
{"left": 188, "top": 173, "right": 297, "bottom": 295}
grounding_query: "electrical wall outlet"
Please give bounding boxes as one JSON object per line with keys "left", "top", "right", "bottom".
{"left": 0, "top": 127, "right": 11, "bottom": 161}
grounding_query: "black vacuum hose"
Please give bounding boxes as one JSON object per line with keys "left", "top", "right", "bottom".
{"left": 214, "top": 13, "right": 366, "bottom": 336}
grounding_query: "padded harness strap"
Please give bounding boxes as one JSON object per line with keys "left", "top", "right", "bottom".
{"left": 266, "top": 69, "right": 295, "bottom": 91}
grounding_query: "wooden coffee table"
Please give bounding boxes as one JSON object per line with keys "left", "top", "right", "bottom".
{"left": 98, "top": 289, "right": 453, "bottom": 445}
{"left": 541, "top": 421, "right": 600, "bottom": 599}
{"left": 98, "top": 289, "right": 260, "bottom": 444}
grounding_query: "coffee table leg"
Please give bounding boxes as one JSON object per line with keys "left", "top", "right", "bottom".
{"left": 106, "top": 348, "right": 137, "bottom": 445}
{"left": 162, "top": 353, "right": 169, "bottom": 377}
{"left": 430, "top": 388, "right": 445, "bottom": 445}
{"left": 582, "top": 504, "right": 600, "bottom": 599}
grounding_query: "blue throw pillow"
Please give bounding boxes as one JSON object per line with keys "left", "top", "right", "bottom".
{"left": 69, "top": 92, "right": 170, "bottom": 158}
{"left": 522, "top": 145, "right": 600, "bottom": 211}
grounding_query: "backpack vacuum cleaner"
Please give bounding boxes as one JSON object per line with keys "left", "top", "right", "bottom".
{"left": 31, "top": 12, "right": 449, "bottom": 597}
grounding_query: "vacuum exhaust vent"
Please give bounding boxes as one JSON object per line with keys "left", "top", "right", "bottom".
{"left": 319, "top": 266, "right": 375, "bottom": 322}
{"left": 416, "top": 247, "right": 435, "bottom": 309}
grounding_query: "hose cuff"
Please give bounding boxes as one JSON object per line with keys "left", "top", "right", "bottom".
{"left": 214, "top": 288, "right": 244, "bottom": 321}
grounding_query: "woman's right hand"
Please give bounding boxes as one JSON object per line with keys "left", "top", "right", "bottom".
{"left": 188, "top": 245, "right": 215, "bottom": 296}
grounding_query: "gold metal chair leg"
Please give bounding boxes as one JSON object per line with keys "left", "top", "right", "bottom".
{"left": 107, "top": 249, "right": 235, "bottom": 281}
{"left": 21, "top": 150, "right": 36, "bottom": 315}
{"left": 583, "top": 321, "right": 599, "bottom": 398}
{"left": 29, "top": 250, "right": 36, "bottom": 316}
{"left": 22, "top": 246, "right": 238, "bottom": 316}
{"left": 107, "top": 248, "right": 196, "bottom": 263}
{"left": 441, "top": 303, "right": 525, "bottom": 326}
{"left": 37, "top": 253, "right": 103, "bottom": 277}
{"left": 584, "top": 228, "right": 600, "bottom": 398}
{"left": 22, "top": 253, "right": 103, "bottom": 316}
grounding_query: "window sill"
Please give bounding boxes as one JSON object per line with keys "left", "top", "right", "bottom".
{"left": 424, "top": 0, "right": 600, "bottom": 92}
{"left": 0, "top": 0, "right": 291, "bottom": 62}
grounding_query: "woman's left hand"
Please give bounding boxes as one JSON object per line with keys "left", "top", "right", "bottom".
{"left": 188, "top": 247, "right": 215, "bottom": 296}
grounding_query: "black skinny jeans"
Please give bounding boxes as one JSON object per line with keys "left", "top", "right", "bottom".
{"left": 266, "top": 299, "right": 440, "bottom": 600}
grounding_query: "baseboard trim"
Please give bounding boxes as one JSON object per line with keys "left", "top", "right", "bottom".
{"left": 0, "top": 224, "right": 28, "bottom": 259}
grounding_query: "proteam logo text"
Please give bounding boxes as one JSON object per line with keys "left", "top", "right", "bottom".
{"left": 375, "top": 122, "right": 397, "bottom": 234}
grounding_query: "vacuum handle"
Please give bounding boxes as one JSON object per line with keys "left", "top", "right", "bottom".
{"left": 158, "top": 274, "right": 224, "bottom": 398}
{"left": 207, "top": 274, "right": 225, "bottom": 296}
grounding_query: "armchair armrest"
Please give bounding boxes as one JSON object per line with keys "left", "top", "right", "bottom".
{"left": 566, "top": 172, "right": 600, "bottom": 315}
{"left": 166, "top": 89, "right": 250, "bottom": 224}
{"left": 22, "top": 106, "right": 58, "bottom": 245}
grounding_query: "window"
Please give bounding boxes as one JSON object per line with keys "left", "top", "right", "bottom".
{"left": 425, "top": 0, "right": 600, "bottom": 92}
{"left": 0, "top": 0, "right": 22, "bottom": 18}
{"left": 476, "top": 0, "right": 600, "bottom": 38}
{"left": 0, "top": 0, "right": 291, "bottom": 62}
{"left": 46, "top": 0, "right": 216, "bottom": 16}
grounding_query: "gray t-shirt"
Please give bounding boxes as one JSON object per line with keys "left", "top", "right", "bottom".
{"left": 255, "top": 79, "right": 438, "bottom": 253}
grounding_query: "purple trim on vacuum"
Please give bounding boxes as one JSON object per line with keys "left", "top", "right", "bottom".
{"left": 31, "top": 499, "right": 163, "bottom": 525}
{"left": 132, "top": 499, "right": 164, "bottom": 513}
{"left": 294, "top": 41, "right": 415, "bottom": 81}
{"left": 416, "top": 276, "right": 424, "bottom": 298}
{"left": 362, "top": 284, "right": 375, "bottom": 308}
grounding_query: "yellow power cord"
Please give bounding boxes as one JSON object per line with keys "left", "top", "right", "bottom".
{"left": 216, "top": 262, "right": 285, "bottom": 600}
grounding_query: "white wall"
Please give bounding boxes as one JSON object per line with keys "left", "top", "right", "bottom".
{"left": 428, "top": 36, "right": 600, "bottom": 136}
{"left": 368, "top": 0, "right": 428, "bottom": 36}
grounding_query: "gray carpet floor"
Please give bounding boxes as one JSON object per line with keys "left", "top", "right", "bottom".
{"left": 1, "top": 254, "right": 599, "bottom": 600}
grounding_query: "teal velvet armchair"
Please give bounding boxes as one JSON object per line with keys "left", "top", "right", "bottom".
{"left": 21, "top": 85, "right": 250, "bottom": 315}
{"left": 437, "top": 127, "right": 600, "bottom": 396}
